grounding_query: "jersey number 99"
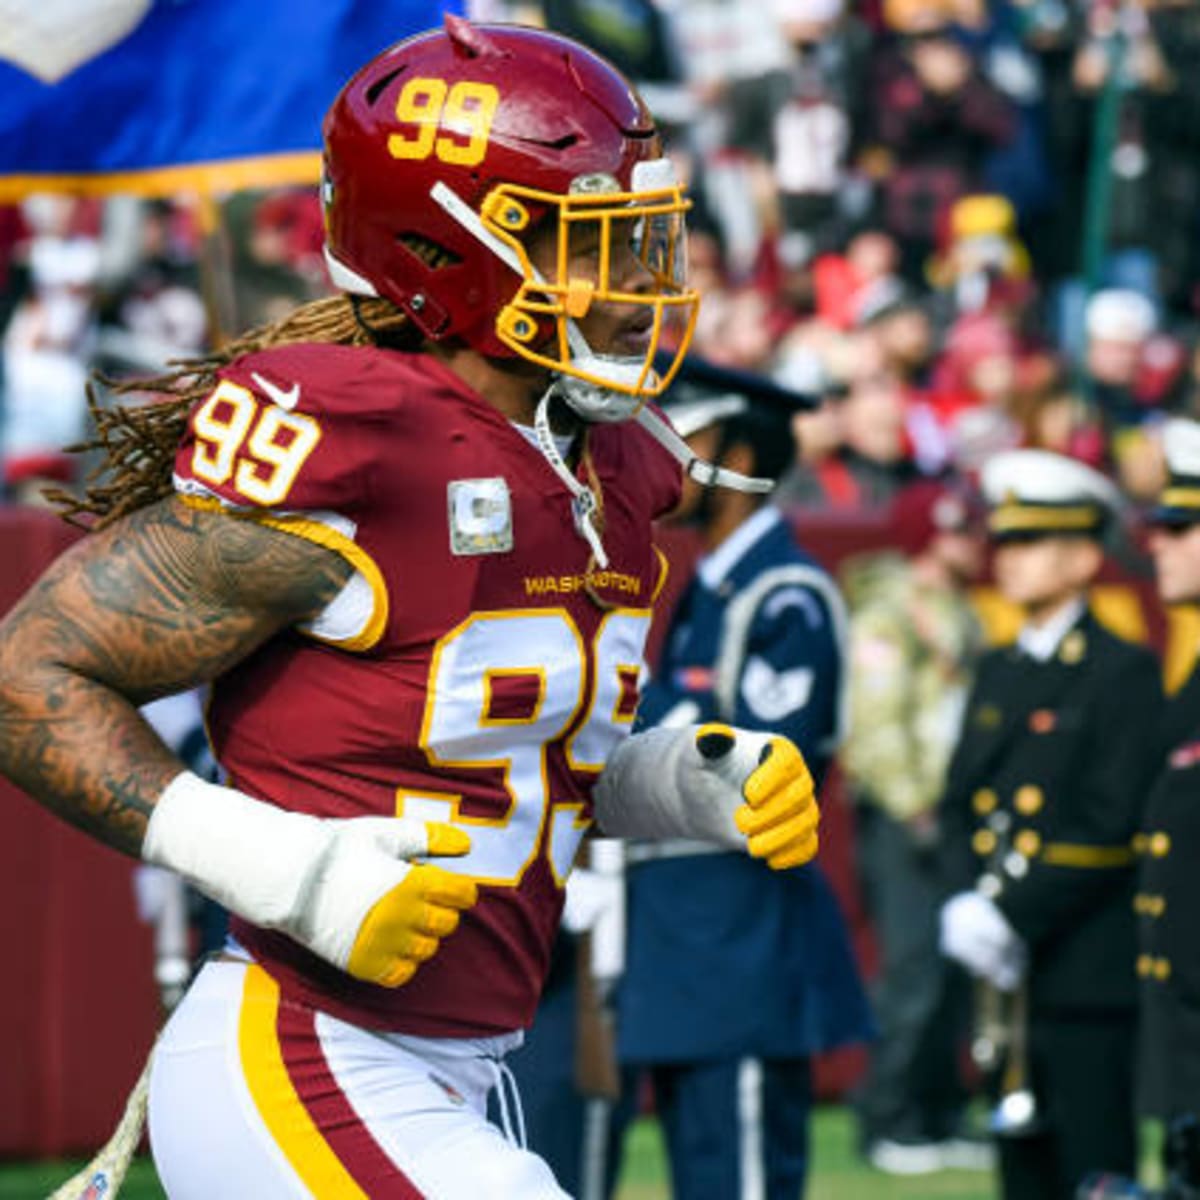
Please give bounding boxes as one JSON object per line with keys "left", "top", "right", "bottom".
{"left": 402, "top": 609, "right": 649, "bottom": 888}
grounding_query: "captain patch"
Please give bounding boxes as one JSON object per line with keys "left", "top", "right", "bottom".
{"left": 448, "top": 477, "right": 513, "bottom": 556}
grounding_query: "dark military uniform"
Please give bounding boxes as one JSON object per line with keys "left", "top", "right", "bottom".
{"left": 1137, "top": 416, "right": 1200, "bottom": 1175}
{"left": 1138, "top": 660, "right": 1200, "bottom": 1118}
{"left": 940, "top": 610, "right": 1163, "bottom": 1200}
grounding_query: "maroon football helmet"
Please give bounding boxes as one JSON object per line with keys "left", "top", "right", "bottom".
{"left": 321, "top": 15, "right": 698, "bottom": 412}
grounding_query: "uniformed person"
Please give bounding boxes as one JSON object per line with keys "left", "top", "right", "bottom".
{"left": 841, "top": 480, "right": 988, "bottom": 1173}
{"left": 613, "top": 369, "right": 874, "bottom": 1199}
{"left": 1138, "top": 418, "right": 1200, "bottom": 1193}
{"left": 937, "top": 449, "right": 1163, "bottom": 1200}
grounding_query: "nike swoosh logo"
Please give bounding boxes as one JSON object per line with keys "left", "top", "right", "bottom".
{"left": 250, "top": 371, "right": 300, "bottom": 410}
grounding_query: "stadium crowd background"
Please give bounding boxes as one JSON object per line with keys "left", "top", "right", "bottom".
{"left": 4, "top": 0, "right": 1200, "bottom": 519}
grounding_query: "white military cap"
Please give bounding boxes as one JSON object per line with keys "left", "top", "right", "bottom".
{"left": 665, "top": 392, "right": 747, "bottom": 439}
{"left": 772, "top": 0, "right": 845, "bottom": 24}
{"left": 1085, "top": 288, "right": 1156, "bottom": 344}
{"left": 1153, "top": 418, "right": 1200, "bottom": 526}
{"left": 981, "top": 449, "right": 1122, "bottom": 540}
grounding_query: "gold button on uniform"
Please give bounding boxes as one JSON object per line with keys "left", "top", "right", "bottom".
{"left": 973, "top": 789, "right": 998, "bottom": 816}
{"left": 1132, "top": 833, "right": 1149, "bottom": 855}
{"left": 1150, "top": 832, "right": 1171, "bottom": 858}
{"left": 1136, "top": 955, "right": 1172, "bottom": 980}
{"left": 1060, "top": 631, "right": 1086, "bottom": 663}
{"left": 1014, "top": 829, "right": 1042, "bottom": 858}
{"left": 1014, "top": 785, "right": 1044, "bottom": 815}
{"left": 973, "top": 829, "right": 997, "bottom": 856}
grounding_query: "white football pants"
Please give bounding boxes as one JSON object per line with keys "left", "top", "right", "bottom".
{"left": 148, "top": 958, "right": 571, "bottom": 1199}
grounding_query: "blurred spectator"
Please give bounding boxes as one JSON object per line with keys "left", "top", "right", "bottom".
{"left": 842, "top": 479, "right": 987, "bottom": 1174}
{"left": 726, "top": 0, "right": 873, "bottom": 267}
{"left": 657, "top": 0, "right": 794, "bottom": 277}
{"left": 1083, "top": 287, "right": 1187, "bottom": 439}
{"left": 778, "top": 347, "right": 923, "bottom": 508}
{"left": 926, "top": 193, "right": 1031, "bottom": 319}
{"left": 2, "top": 225, "right": 99, "bottom": 502}
{"left": 1143, "top": 0, "right": 1200, "bottom": 317}
{"left": 225, "top": 188, "right": 327, "bottom": 328}
{"left": 858, "top": 284, "right": 938, "bottom": 384}
{"left": 1007, "top": 359, "right": 1104, "bottom": 465}
{"left": 868, "top": 0, "right": 1018, "bottom": 281}
{"left": 95, "top": 199, "right": 207, "bottom": 374}
{"left": 1039, "top": 0, "right": 1191, "bottom": 347}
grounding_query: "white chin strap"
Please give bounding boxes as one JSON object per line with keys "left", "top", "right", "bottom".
{"left": 634, "top": 406, "right": 774, "bottom": 494}
{"left": 533, "top": 386, "right": 609, "bottom": 567}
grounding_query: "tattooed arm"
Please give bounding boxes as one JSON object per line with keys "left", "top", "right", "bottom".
{"left": 0, "top": 494, "right": 477, "bottom": 986}
{"left": 0, "top": 495, "right": 352, "bottom": 855}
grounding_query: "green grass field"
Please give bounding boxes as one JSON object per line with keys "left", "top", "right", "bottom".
{"left": 0, "top": 1107, "right": 999, "bottom": 1199}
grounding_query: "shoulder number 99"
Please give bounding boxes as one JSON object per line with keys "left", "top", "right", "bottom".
{"left": 388, "top": 76, "right": 500, "bottom": 168}
{"left": 191, "top": 380, "right": 321, "bottom": 506}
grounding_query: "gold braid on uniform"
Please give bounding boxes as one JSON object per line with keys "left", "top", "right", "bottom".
{"left": 48, "top": 235, "right": 457, "bottom": 528}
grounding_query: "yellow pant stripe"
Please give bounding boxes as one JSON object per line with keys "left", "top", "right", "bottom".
{"left": 237, "top": 965, "right": 368, "bottom": 1199}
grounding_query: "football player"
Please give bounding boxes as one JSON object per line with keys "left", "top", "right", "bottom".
{"left": 0, "top": 17, "right": 819, "bottom": 1200}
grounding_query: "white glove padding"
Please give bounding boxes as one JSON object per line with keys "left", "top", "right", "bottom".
{"left": 939, "top": 890, "right": 1026, "bottom": 992}
{"left": 561, "top": 867, "right": 622, "bottom": 934}
{"left": 593, "top": 723, "right": 819, "bottom": 869}
{"left": 143, "top": 771, "right": 478, "bottom": 988}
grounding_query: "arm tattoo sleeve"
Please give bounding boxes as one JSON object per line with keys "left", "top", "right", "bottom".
{"left": 0, "top": 496, "right": 353, "bottom": 855}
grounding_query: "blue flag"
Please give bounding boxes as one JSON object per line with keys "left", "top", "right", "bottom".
{"left": 0, "top": 0, "right": 462, "bottom": 200}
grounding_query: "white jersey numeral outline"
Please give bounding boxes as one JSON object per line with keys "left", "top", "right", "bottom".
{"left": 399, "top": 607, "right": 651, "bottom": 888}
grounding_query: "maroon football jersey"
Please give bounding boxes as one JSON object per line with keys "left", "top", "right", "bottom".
{"left": 172, "top": 343, "right": 681, "bottom": 1036}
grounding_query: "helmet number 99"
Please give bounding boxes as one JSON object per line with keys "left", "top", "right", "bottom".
{"left": 387, "top": 77, "right": 499, "bottom": 169}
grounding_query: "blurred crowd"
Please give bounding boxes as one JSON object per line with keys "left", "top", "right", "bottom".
{"left": 3, "top": 0, "right": 1200, "bottom": 516}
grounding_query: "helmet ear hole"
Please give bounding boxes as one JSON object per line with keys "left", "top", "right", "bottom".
{"left": 397, "top": 234, "right": 461, "bottom": 272}
{"left": 365, "top": 66, "right": 406, "bottom": 106}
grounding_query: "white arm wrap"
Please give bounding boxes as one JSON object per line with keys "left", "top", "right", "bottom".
{"left": 142, "top": 772, "right": 328, "bottom": 927}
{"left": 142, "top": 771, "right": 430, "bottom": 965}
{"left": 592, "top": 725, "right": 769, "bottom": 847}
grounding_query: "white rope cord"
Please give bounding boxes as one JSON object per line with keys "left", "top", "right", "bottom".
{"left": 47, "top": 1044, "right": 155, "bottom": 1200}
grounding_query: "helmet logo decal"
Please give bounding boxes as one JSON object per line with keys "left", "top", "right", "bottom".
{"left": 570, "top": 173, "right": 621, "bottom": 195}
{"left": 387, "top": 77, "right": 499, "bottom": 169}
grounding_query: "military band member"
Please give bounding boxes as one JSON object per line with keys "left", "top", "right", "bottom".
{"left": 614, "top": 374, "right": 873, "bottom": 1200}
{"left": 938, "top": 449, "right": 1163, "bottom": 1200}
{"left": 842, "top": 481, "right": 987, "bottom": 1173}
{"left": 1139, "top": 419, "right": 1200, "bottom": 1191}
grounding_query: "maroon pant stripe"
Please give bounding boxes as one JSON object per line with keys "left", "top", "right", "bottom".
{"left": 274, "top": 995, "right": 426, "bottom": 1198}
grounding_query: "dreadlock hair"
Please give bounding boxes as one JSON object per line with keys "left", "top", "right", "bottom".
{"left": 48, "top": 293, "right": 419, "bottom": 528}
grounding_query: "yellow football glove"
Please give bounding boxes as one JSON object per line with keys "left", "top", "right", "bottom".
{"left": 144, "top": 772, "right": 480, "bottom": 988}
{"left": 347, "top": 828, "right": 478, "bottom": 987}
{"left": 696, "top": 724, "right": 820, "bottom": 869}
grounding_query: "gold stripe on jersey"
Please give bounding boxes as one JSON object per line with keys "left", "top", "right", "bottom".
{"left": 238, "top": 965, "right": 369, "bottom": 1199}
{"left": 178, "top": 494, "right": 389, "bottom": 652}
{"left": 651, "top": 545, "right": 670, "bottom": 604}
